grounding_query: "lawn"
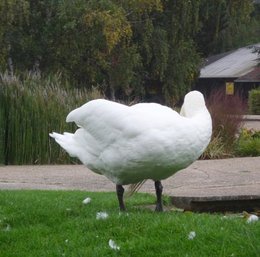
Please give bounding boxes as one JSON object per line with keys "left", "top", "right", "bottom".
{"left": 0, "top": 191, "right": 259, "bottom": 257}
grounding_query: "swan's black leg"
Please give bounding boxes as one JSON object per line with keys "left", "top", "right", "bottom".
{"left": 116, "top": 185, "right": 126, "bottom": 211}
{"left": 155, "top": 181, "right": 163, "bottom": 212}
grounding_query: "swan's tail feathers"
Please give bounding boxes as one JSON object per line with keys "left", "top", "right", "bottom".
{"left": 125, "top": 180, "right": 147, "bottom": 198}
{"left": 49, "top": 132, "right": 77, "bottom": 158}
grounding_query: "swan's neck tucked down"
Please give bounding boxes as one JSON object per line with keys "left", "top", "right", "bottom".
{"left": 180, "top": 91, "right": 207, "bottom": 118}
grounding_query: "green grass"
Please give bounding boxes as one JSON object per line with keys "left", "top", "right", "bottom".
{"left": 0, "top": 191, "right": 259, "bottom": 257}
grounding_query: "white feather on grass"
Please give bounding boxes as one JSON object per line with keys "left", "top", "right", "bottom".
{"left": 82, "top": 197, "right": 91, "bottom": 204}
{"left": 188, "top": 231, "right": 196, "bottom": 240}
{"left": 109, "top": 239, "right": 120, "bottom": 251}
{"left": 2, "top": 224, "right": 11, "bottom": 232}
{"left": 96, "top": 211, "right": 108, "bottom": 220}
{"left": 247, "top": 214, "right": 259, "bottom": 223}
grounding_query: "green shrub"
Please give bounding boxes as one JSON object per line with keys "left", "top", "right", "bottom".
{"left": 0, "top": 72, "right": 102, "bottom": 165}
{"left": 248, "top": 88, "right": 260, "bottom": 115}
{"left": 235, "top": 128, "right": 260, "bottom": 157}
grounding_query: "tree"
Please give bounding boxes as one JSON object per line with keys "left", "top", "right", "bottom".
{"left": 0, "top": 0, "right": 258, "bottom": 104}
{"left": 83, "top": 0, "right": 135, "bottom": 99}
{"left": 161, "top": 0, "right": 202, "bottom": 104}
{"left": 195, "top": 0, "right": 256, "bottom": 56}
{"left": 0, "top": 0, "right": 29, "bottom": 73}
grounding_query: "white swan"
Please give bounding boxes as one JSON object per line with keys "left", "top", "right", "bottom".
{"left": 50, "top": 91, "right": 212, "bottom": 211}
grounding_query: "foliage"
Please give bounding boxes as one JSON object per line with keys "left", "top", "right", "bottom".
{"left": 0, "top": 1, "right": 258, "bottom": 104}
{"left": 85, "top": 5, "right": 132, "bottom": 53}
{"left": 0, "top": 72, "right": 102, "bottom": 165}
{"left": 0, "top": 0, "right": 29, "bottom": 71}
{"left": 235, "top": 129, "right": 260, "bottom": 157}
{"left": 0, "top": 190, "right": 260, "bottom": 257}
{"left": 201, "top": 89, "right": 246, "bottom": 159}
{"left": 248, "top": 88, "right": 260, "bottom": 115}
{"left": 200, "top": 133, "right": 226, "bottom": 160}
{"left": 196, "top": 0, "right": 257, "bottom": 56}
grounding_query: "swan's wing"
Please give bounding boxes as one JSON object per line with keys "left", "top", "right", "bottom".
{"left": 66, "top": 99, "right": 134, "bottom": 147}
{"left": 66, "top": 100, "right": 181, "bottom": 146}
{"left": 62, "top": 99, "right": 181, "bottom": 168}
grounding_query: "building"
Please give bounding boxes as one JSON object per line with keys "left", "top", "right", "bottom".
{"left": 195, "top": 44, "right": 260, "bottom": 99}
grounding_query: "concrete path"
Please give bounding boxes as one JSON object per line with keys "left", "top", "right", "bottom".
{"left": 243, "top": 115, "right": 260, "bottom": 131}
{"left": 0, "top": 157, "right": 259, "bottom": 211}
{"left": 0, "top": 157, "right": 259, "bottom": 194}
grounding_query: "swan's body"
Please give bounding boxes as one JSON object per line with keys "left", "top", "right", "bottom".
{"left": 50, "top": 91, "right": 212, "bottom": 211}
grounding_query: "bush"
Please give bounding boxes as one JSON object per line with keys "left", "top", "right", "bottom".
{"left": 201, "top": 89, "right": 246, "bottom": 159}
{"left": 235, "top": 128, "right": 260, "bottom": 157}
{"left": 248, "top": 88, "right": 260, "bottom": 114}
{"left": 0, "top": 72, "right": 102, "bottom": 165}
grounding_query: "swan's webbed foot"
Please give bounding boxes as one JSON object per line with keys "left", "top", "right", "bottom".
{"left": 116, "top": 184, "right": 126, "bottom": 211}
{"left": 154, "top": 180, "right": 163, "bottom": 212}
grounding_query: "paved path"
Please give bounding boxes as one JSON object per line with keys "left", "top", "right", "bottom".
{"left": 0, "top": 157, "right": 259, "bottom": 197}
{"left": 243, "top": 115, "right": 260, "bottom": 131}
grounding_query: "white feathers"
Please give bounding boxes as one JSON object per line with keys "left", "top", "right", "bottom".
{"left": 188, "top": 231, "right": 196, "bottom": 240}
{"left": 96, "top": 212, "right": 109, "bottom": 220}
{"left": 180, "top": 91, "right": 207, "bottom": 118}
{"left": 50, "top": 90, "right": 212, "bottom": 185}
{"left": 81, "top": 197, "right": 109, "bottom": 220}
{"left": 109, "top": 239, "right": 120, "bottom": 251}
{"left": 246, "top": 214, "right": 259, "bottom": 223}
{"left": 2, "top": 224, "right": 11, "bottom": 232}
{"left": 82, "top": 197, "right": 91, "bottom": 205}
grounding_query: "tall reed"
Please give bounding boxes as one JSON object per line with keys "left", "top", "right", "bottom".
{"left": 0, "top": 72, "right": 102, "bottom": 165}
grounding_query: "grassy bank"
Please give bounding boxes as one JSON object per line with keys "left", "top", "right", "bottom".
{"left": 0, "top": 72, "right": 101, "bottom": 165}
{"left": 0, "top": 191, "right": 259, "bottom": 257}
